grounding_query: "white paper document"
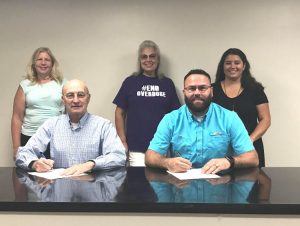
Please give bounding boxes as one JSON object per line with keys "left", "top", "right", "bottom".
{"left": 128, "top": 152, "right": 145, "bottom": 167}
{"left": 28, "top": 168, "right": 87, "bottom": 180}
{"left": 167, "top": 168, "right": 220, "bottom": 180}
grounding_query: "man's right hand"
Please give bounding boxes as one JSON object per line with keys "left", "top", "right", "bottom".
{"left": 32, "top": 158, "right": 54, "bottom": 172}
{"left": 166, "top": 157, "right": 192, "bottom": 173}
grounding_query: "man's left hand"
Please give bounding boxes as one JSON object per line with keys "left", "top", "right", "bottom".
{"left": 61, "top": 161, "right": 95, "bottom": 176}
{"left": 201, "top": 158, "right": 231, "bottom": 174}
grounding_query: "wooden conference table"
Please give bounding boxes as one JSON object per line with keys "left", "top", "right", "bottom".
{"left": 0, "top": 166, "right": 299, "bottom": 214}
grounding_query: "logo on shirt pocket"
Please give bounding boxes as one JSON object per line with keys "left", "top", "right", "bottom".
{"left": 207, "top": 131, "right": 230, "bottom": 154}
{"left": 209, "top": 131, "right": 223, "bottom": 136}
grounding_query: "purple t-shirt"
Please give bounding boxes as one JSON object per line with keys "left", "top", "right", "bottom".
{"left": 113, "top": 74, "right": 181, "bottom": 152}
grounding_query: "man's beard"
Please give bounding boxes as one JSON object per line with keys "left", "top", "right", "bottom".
{"left": 184, "top": 94, "right": 212, "bottom": 114}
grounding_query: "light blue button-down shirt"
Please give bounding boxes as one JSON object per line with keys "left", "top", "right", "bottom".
{"left": 148, "top": 103, "right": 254, "bottom": 167}
{"left": 16, "top": 113, "right": 126, "bottom": 170}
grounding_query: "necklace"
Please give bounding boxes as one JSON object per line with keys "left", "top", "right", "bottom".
{"left": 223, "top": 82, "right": 242, "bottom": 112}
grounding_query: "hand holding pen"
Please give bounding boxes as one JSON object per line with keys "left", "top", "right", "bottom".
{"left": 31, "top": 158, "right": 54, "bottom": 172}
{"left": 166, "top": 151, "right": 192, "bottom": 173}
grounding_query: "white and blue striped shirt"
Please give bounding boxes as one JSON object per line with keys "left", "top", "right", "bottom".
{"left": 16, "top": 113, "right": 126, "bottom": 170}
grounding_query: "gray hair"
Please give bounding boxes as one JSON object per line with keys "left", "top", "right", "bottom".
{"left": 132, "top": 40, "right": 164, "bottom": 79}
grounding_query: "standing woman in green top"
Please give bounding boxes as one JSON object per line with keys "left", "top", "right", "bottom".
{"left": 11, "top": 47, "right": 65, "bottom": 160}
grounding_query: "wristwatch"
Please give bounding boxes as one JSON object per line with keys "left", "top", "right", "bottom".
{"left": 225, "top": 156, "right": 235, "bottom": 169}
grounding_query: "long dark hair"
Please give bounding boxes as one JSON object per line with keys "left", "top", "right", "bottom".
{"left": 215, "top": 48, "right": 264, "bottom": 90}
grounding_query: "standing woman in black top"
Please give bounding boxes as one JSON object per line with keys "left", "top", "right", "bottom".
{"left": 213, "top": 48, "right": 271, "bottom": 167}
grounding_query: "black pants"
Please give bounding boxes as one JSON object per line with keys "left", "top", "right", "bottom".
{"left": 20, "top": 133, "right": 51, "bottom": 159}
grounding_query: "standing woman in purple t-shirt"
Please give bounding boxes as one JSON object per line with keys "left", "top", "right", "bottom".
{"left": 113, "top": 40, "right": 180, "bottom": 156}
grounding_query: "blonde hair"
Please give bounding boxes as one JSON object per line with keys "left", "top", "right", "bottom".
{"left": 25, "top": 47, "right": 63, "bottom": 84}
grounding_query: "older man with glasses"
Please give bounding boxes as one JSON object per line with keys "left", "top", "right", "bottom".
{"left": 145, "top": 69, "right": 258, "bottom": 174}
{"left": 16, "top": 79, "right": 126, "bottom": 175}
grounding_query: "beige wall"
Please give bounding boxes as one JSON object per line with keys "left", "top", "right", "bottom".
{"left": 0, "top": 0, "right": 300, "bottom": 166}
{"left": 1, "top": 0, "right": 299, "bottom": 166}
{"left": 0, "top": 0, "right": 300, "bottom": 223}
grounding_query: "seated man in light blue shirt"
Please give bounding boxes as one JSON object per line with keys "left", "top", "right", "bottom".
{"left": 145, "top": 69, "right": 258, "bottom": 174}
{"left": 16, "top": 79, "right": 126, "bottom": 175}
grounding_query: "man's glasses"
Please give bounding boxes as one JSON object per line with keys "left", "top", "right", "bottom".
{"left": 64, "top": 92, "right": 89, "bottom": 100}
{"left": 184, "top": 85, "right": 211, "bottom": 93}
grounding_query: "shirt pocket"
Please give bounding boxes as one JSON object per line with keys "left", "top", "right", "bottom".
{"left": 170, "top": 134, "right": 193, "bottom": 159}
{"left": 206, "top": 131, "right": 230, "bottom": 156}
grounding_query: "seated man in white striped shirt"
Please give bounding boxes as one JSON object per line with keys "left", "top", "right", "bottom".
{"left": 16, "top": 79, "right": 126, "bottom": 176}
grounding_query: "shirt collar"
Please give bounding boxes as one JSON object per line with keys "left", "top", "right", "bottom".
{"left": 67, "top": 112, "right": 90, "bottom": 130}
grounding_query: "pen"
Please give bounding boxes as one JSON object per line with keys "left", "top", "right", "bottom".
{"left": 174, "top": 151, "right": 193, "bottom": 169}
{"left": 175, "top": 151, "right": 182, "bottom": 157}
{"left": 39, "top": 152, "right": 46, "bottom": 158}
{"left": 39, "top": 152, "right": 53, "bottom": 170}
